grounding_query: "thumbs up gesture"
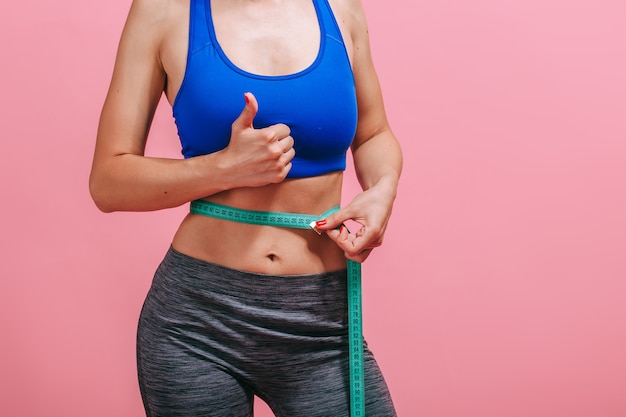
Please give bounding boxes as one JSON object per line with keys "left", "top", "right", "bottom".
{"left": 221, "top": 92, "right": 295, "bottom": 188}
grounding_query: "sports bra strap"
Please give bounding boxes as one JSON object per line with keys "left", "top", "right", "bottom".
{"left": 189, "top": 0, "right": 211, "bottom": 55}
{"left": 316, "top": 0, "right": 346, "bottom": 42}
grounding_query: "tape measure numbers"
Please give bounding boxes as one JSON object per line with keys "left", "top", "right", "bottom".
{"left": 347, "top": 258, "right": 365, "bottom": 416}
{"left": 190, "top": 200, "right": 366, "bottom": 417}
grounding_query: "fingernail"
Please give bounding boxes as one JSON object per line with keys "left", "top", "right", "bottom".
{"left": 339, "top": 225, "right": 345, "bottom": 234}
{"left": 316, "top": 220, "right": 327, "bottom": 227}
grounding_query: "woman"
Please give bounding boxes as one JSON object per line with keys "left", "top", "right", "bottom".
{"left": 90, "top": 0, "right": 402, "bottom": 415}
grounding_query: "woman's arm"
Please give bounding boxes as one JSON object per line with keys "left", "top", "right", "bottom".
{"left": 317, "top": 0, "right": 403, "bottom": 262}
{"left": 89, "top": 0, "right": 294, "bottom": 213}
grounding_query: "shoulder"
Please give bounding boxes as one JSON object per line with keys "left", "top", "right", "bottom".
{"left": 127, "top": 0, "right": 185, "bottom": 21}
{"left": 117, "top": 0, "right": 188, "bottom": 66}
{"left": 123, "top": 0, "right": 187, "bottom": 41}
{"left": 326, "top": 0, "right": 370, "bottom": 68}
{"left": 327, "top": 0, "right": 369, "bottom": 47}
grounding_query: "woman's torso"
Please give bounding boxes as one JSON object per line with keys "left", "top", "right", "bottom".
{"left": 159, "top": 0, "right": 356, "bottom": 274}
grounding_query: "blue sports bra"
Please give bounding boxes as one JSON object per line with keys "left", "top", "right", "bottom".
{"left": 172, "top": 0, "right": 358, "bottom": 178}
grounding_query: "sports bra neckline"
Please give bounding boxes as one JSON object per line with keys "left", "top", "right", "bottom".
{"left": 205, "top": 0, "right": 327, "bottom": 80}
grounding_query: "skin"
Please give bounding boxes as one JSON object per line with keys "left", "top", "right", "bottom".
{"left": 89, "top": 0, "right": 403, "bottom": 274}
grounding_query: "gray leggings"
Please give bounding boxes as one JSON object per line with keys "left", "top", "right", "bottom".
{"left": 137, "top": 247, "right": 396, "bottom": 417}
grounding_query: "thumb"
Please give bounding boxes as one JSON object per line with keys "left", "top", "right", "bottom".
{"left": 232, "top": 92, "right": 259, "bottom": 130}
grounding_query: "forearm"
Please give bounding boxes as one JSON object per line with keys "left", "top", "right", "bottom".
{"left": 89, "top": 152, "right": 229, "bottom": 213}
{"left": 352, "top": 128, "right": 403, "bottom": 197}
{"left": 316, "top": 129, "right": 402, "bottom": 262}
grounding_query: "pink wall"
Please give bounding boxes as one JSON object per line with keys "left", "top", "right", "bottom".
{"left": 1, "top": 0, "right": 625, "bottom": 416}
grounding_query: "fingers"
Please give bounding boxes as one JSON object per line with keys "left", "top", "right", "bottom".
{"left": 317, "top": 204, "right": 385, "bottom": 262}
{"left": 225, "top": 92, "right": 297, "bottom": 186}
{"left": 267, "top": 126, "right": 295, "bottom": 174}
{"left": 325, "top": 225, "right": 378, "bottom": 263}
{"left": 232, "top": 92, "right": 259, "bottom": 130}
{"left": 268, "top": 133, "right": 295, "bottom": 168}
{"left": 276, "top": 134, "right": 294, "bottom": 152}
{"left": 235, "top": 92, "right": 292, "bottom": 143}
{"left": 260, "top": 123, "right": 291, "bottom": 144}
{"left": 348, "top": 248, "right": 373, "bottom": 263}
{"left": 279, "top": 145, "right": 296, "bottom": 166}
{"left": 315, "top": 208, "right": 350, "bottom": 231}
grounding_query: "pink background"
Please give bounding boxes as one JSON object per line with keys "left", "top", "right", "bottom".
{"left": 1, "top": 0, "right": 625, "bottom": 416}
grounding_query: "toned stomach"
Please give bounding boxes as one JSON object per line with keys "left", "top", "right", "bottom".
{"left": 171, "top": 171, "right": 347, "bottom": 275}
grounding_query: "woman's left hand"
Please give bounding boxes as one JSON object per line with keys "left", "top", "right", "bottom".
{"left": 315, "top": 183, "right": 396, "bottom": 263}
{"left": 311, "top": 0, "right": 402, "bottom": 263}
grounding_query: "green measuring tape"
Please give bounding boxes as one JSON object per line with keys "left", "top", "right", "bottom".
{"left": 190, "top": 200, "right": 366, "bottom": 416}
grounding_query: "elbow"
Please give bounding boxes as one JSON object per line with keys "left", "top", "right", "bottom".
{"left": 89, "top": 174, "right": 116, "bottom": 213}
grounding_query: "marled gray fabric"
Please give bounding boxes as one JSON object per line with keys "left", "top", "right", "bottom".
{"left": 137, "top": 246, "right": 396, "bottom": 417}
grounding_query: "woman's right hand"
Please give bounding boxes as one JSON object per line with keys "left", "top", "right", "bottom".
{"left": 91, "top": 3, "right": 296, "bottom": 213}
{"left": 221, "top": 92, "right": 295, "bottom": 188}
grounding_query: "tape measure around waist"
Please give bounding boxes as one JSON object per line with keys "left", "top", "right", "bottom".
{"left": 190, "top": 200, "right": 366, "bottom": 416}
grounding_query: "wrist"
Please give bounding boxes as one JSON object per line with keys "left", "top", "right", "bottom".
{"left": 188, "top": 152, "right": 231, "bottom": 195}
{"left": 367, "top": 174, "right": 399, "bottom": 200}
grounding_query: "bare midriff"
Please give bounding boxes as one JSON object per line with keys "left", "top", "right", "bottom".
{"left": 171, "top": 171, "right": 347, "bottom": 275}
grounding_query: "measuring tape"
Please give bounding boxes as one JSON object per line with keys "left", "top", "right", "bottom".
{"left": 190, "top": 200, "right": 366, "bottom": 417}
